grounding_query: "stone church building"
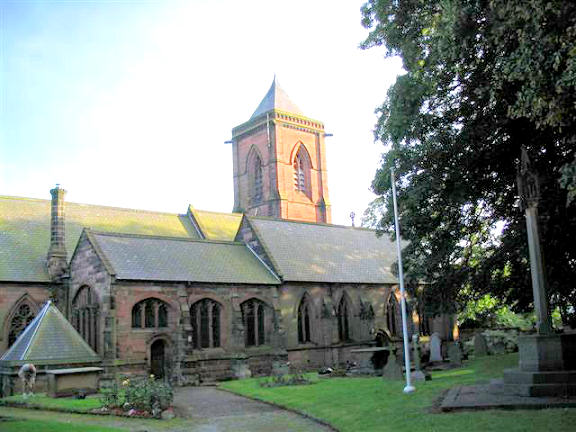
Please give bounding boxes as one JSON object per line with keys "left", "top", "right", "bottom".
{"left": 0, "top": 79, "right": 431, "bottom": 383}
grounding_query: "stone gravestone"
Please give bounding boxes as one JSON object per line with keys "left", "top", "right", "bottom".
{"left": 429, "top": 332, "right": 443, "bottom": 362}
{"left": 272, "top": 361, "right": 290, "bottom": 377}
{"left": 410, "top": 334, "right": 430, "bottom": 381}
{"left": 473, "top": 332, "right": 488, "bottom": 357}
{"left": 447, "top": 342, "right": 463, "bottom": 366}
{"left": 491, "top": 341, "right": 506, "bottom": 355}
{"left": 231, "top": 359, "right": 252, "bottom": 379}
{"left": 382, "top": 347, "right": 403, "bottom": 380}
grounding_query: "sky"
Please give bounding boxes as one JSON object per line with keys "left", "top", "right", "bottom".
{"left": 0, "top": 0, "right": 403, "bottom": 226}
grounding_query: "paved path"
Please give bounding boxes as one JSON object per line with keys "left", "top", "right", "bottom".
{"left": 0, "top": 387, "right": 333, "bottom": 431}
{"left": 173, "top": 386, "right": 334, "bottom": 432}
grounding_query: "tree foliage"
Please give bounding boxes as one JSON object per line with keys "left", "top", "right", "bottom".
{"left": 361, "top": 0, "right": 576, "bottom": 325}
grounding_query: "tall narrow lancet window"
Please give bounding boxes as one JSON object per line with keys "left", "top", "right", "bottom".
{"left": 190, "top": 299, "right": 221, "bottom": 349}
{"left": 132, "top": 298, "right": 169, "bottom": 329}
{"left": 248, "top": 150, "right": 263, "bottom": 204}
{"left": 241, "top": 299, "right": 267, "bottom": 347}
{"left": 7, "top": 300, "right": 36, "bottom": 347}
{"left": 293, "top": 146, "right": 311, "bottom": 197}
{"left": 337, "top": 295, "right": 352, "bottom": 342}
{"left": 72, "top": 286, "right": 99, "bottom": 352}
{"left": 386, "top": 294, "right": 399, "bottom": 337}
{"left": 297, "top": 295, "right": 312, "bottom": 343}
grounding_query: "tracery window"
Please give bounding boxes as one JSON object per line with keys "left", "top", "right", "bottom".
{"left": 8, "top": 302, "right": 36, "bottom": 347}
{"left": 297, "top": 294, "right": 312, "bottom": 344}
{"left": 293, "top": 146, "right": 311, "bottom": 197}
{"left": 132, "top": 298, "right": 168, "bottom": 329}
{"left": 72, "top": 286, "right": 99, "bottom": 352}
{"left": 241, "top": 299, "right": 267, "bottom": 347}
{"left": 337, "top": 295, "right": 352, "bottom": 342}
{"left": 190, "top": 299, "right": 221, "bottom": 349}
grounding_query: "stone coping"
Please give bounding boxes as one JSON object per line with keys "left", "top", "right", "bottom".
{"left": 45, "top": 367, "right": 103, "bottom": 375}
{"left": 350, "top": 347, "right": 392, "bottom": 353}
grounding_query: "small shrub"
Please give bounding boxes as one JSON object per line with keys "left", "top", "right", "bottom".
{"left": 260, "top": 372, "right": 313, "bottom": 388}
{"left": 100, "top": 375, "right": 173, "bottom": 415}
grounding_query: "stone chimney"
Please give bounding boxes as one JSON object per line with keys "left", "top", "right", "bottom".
{"left": 47, "top": 185, "right": 68, "bottom": 280}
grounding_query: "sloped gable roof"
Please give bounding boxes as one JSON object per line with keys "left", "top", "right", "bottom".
{"left": 0, "top": 300, "right": 100, "bottom": 366}
{"left": 0, "top": 195, "right": 199, "bottom": 282}
{"left": 188, "top": 206, "right": 243, "bottom": 241}
{"left": 87, "top": 231, "right": 280, "bottom": 285}
{"left": 246, "top": 216, "right": 400, "bottom": 284}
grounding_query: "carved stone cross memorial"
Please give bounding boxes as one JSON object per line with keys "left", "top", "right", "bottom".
{"left": 516, "top": 146, "right": 553, "bottom": 335}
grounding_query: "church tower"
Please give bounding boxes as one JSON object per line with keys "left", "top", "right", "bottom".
{"left": 231, "top": 78, "right": 331, "bottom": 223}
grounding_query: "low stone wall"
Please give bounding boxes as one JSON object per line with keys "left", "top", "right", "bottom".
{"left": 288, "top": 342, "right": 373, "bottom": 370}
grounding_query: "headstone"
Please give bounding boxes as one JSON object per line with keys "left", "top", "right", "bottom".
{"left": 382, "top": 347, "right": 403, "bottom": 380}
{"left": 410, "top": 334, "right": 431, "bottom": 381}
{"left": 474, "top": 332, "right": 488, "bottom": 357}
{"left": 491, "top": 341, "right": 506, "bottom": 355}
{"left": 429, "top": 332, "right": 443, "bottom": 362}
{"left": 412, "top": 334, "right": 422, "bottom": 370}
{"left": 272, "top": 361, "right": 290, "bottom": 377}
{"left": 447, "top": 342, "right": 463, "bottom": 366}
{"left": 231, "top": 359, "right": 252, "bottom": 379}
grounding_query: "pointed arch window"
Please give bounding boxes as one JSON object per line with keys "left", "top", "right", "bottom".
{"left": 190, "top": 299, "right": 221, "bottom": 349}
{"left": 293, "top": 146, "right": 311, "bottom": 197}
{"left": 241, "top": 299, "right": 267, "bottom": 347}
{"left": 72, "top": 286, "right": 99, "bottom": 352}
{"left": 337, "top": 295, "right": 352, "bottom": 342}
{"left": 7, "top": 300, "right": 37, "bottom": 347}
{"left": 297, "top": 295, "right": 312, "bottom": 344}
{"left": 386, "top": 294, "right": 399, "bottom": 337}
{"left": 132, "top": 298, "right": 168, "bottom": 329}
{"left": 248, "top": 151, "right": 263, "bottom": 204}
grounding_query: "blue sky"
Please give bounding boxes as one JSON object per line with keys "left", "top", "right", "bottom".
{"left": 0, "top": 0, "right": 403, "bottom": 225}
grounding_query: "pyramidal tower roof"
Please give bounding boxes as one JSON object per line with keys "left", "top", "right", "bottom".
{"left": 0, "top": 300, "right": 101, "bottom": 366}
{"left": 250, "top": 77, "right": 303, "bottom": 119}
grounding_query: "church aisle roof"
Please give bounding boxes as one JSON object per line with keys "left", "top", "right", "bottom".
{"left": 188, "top": 206, "right": 243, "bottom": 241}
{"left": 87, "top": 231, "right": 280, "bottom": 285}
{"left": 0, "top": 195, "right": 199, "bottom": 282}
{"left": 0, "top": 300, "right": 100, "bottom": 366}
{"left": 250, "top": 77, "right": 303, "bottom": 119}
{"left": 247, "top": 217, "right": 400, "bottom": 284}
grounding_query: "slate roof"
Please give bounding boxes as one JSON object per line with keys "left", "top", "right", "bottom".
{"left": 0, "top": 300, "right": 100, "bottom": 366}
{"left": 86, "top": 231, "right": 280, "bottom": 284}
{"left": 250, "top": 77, "right": 303, "bottom": 119}
{"left": 0, "top": 195, "right": 199, "bottom": 282}
{"left": 188, "top": 206, "right": 243, "bottom": 241}
{"left": 246, "top": 216, "right": 400, "bottom": 284}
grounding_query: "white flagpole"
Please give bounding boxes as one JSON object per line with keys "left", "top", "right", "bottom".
{"left": 391, "top": 167, "right": 415, "bottom": 394}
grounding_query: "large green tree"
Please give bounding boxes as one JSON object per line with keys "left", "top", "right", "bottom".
{"left": 361, "top": 0, "right": 576, "bottom": 326}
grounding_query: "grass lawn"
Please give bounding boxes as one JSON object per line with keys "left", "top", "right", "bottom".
{"left": 220, "top": 353, "right": 576, "bottom": 432}
{"left": 0, "top": 392, "right": 102, "bottom": 412}
{"left": 0, "top": 418, "right": 123, "bottom": 432}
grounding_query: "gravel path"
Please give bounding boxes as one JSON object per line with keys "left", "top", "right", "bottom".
{"left": 173, "top": 386, "right": 334, "bottom": 432}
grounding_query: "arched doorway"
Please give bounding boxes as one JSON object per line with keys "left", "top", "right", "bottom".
{"left": 150, "top": 339, "right": 167, "bottom": 379}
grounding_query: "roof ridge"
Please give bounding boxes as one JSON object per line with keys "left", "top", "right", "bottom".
{"left": 194, "top": 208, "right": 242, "bottom": 217}
{"left": 0, "top": 194, "right": 186, "bottom": 217}
{"left": 89, "top": 230, "right": 245, "bottom": 246}
{"left": 247, "top": 214, "right": 378, "bottom": 232}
